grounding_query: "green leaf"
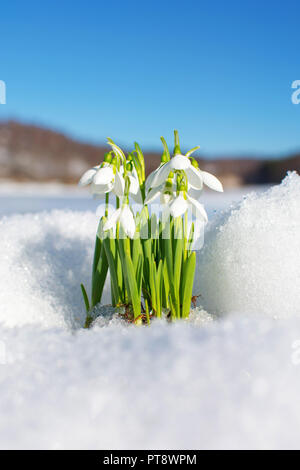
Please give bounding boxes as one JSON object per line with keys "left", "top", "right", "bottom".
{"left": 160, "top": 136, "right": 171, "bottom": 161}
{"left": 107, "top": 138, "right": 126, "bottom": 162}
{"left": 118, "top": 238, "right": 141, "bottom": 320}
{"left": 181, "top": 252, "right": 196, "bottom": 318}
{"left": 81, "top": 283, "right": 90, "bottom": 313}
{"left": 156, "top": 259, "right": 163, "bottom": 317}
{"left": 174, "top": 219, "right": 183, "bottom": 312}
{"left": 134, "top": 142, "right": 145, "bottom": 180}
{"left": 163, "top": 219, "right": 179, "bottom": 319}
{"left": 162, "top": 260, "right": 170, "bottom": 310}
{"left": 185, "top": 146, "right": 201, "bottom": 158}
{"left": 91, "top": 242, "right": 109, "bottom": 307}
{"left": 187, "top": 222, "right": 195, "bottom": 252}
{"left": 173, "top": 129, "right": 181, "bottom": 155}
{"left": 103, "top": 236, "right": 121, "bottom": 306}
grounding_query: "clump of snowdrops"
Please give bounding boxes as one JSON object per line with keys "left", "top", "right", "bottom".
{"left": 79, "top": 131, "right": 223, "bottom": 326}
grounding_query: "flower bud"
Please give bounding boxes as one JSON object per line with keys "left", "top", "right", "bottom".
{"left": 191, "top": 158, "right": 199, "bottom": 168}
{"left": 161, "top": 152, "right": 169, "bottom": 163}
{"left": 104, "top": 152, "right": 112, "bottom": 163}
{"left": 126, "top": 161, "right": 133, "bottom": 172}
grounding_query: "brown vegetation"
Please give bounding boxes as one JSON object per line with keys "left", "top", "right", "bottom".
{"left": 0, "top": 120, "right": 299, "bottom": 186}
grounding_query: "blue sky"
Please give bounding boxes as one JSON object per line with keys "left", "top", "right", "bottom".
{"left": 0, "top": 0, "right": 299, "bottom": 156}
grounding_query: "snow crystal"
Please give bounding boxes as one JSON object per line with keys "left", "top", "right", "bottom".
{"left": 196, "top": 172, "right": 300, "bottom": 319}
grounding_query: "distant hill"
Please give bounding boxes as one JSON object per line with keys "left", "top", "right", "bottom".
{"left": 0, "top": 120, "right": 299, "bottom": 186}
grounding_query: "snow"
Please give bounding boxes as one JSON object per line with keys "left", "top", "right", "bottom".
{"left": 0, "top": 175, "right": 300, "bottom": 449}
{"left": 2, "top": 317, "right": 300, "bottom": 449}
{"left": 196, "top": 172, "right": 300, "bottom": 319}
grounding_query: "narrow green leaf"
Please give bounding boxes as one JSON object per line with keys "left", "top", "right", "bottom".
{"left": 185, "top": 146, "right": 201, "bottom": 158}
{"left": 160, "top": 136, "right": 171, "bottom": 161}
{"left": 181, "top": 252, "right": 196, "bottom": 318}
{"left": 156, "top": 259, "right": 163, "bottom": 318}
{"left": 81, "top": 283, "right": 90, "bottom": 312}
{"left": 134, "top": 142, "right": 145, "bottom": 180}
{"left": 91, "top": 243, "right": 109, "bottom": 307}
{"left": 103, "top": 236, "right": 121, "bottom": 306}
{"left": 173, "top": 129, "right": 181, "bottom": 155}
{"left": 119, "top": 238, "right": 141, "bottom": 320}
{"left": 174, "top": 220, "right": 183, "bottom": 310}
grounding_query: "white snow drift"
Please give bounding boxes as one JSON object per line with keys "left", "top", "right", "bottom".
{"left": 0, "top": 174, "right": 300, "bottom": 449}
{"left": 0, "top": 210, "right": 104, "bottom": 328}
{"left": 197, "top": 172, "right": 300, "bottom": 318}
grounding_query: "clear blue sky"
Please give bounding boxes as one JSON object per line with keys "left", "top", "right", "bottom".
{"left": 0, "top": 0, "right": 299, "bottom": 156}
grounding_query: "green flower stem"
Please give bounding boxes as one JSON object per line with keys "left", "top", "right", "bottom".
{"left": 184, "top": 210, "right": 188, "bottom": 261}
{"left": 105, "top": 193, "right": 109, "bottom": 217}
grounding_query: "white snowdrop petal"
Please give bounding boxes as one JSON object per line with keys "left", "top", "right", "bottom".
{"left": 169, "top": 194, "right": 188, "bottom": 218}
{"left": 78, "top": 167, "right": 98, "bottom": 186}
{"left": 146, "top": 166, "right": 162, "bottom": 190}
{"left": 113, "top": 170, "right": 125, "bottom": 198}
{"left": 103, "top": 208, "right": 121, "bottom": 231}
{"left": 91, "top": 181, "right": 113, "bottom": 195}
{"left": 120, "top": 206, "right": 136, "bottom": 238}
{"left": 201, "top": 171, "right": 223, "bottom": 192}
{"left": 150, "top": 162, "right": 171, "bottom": 188}
{"left": 128, "top": 175, "right": 143, "bottom": 203}
{"left": 128, "top": 175, "right": 139, "bottom": 195}
{"left": 145, "top": 186, "right": 162, "bottom": 204}
{"left": 186, "top": 195, "right": 208, "bottom": 222}
{"left": 185, "top": 166, "right": 203, "bottom": 190}
{"left": 131, "top": 188, "right": 143, "bottom": 204}
{"left": 187, "top": 186, "right": 203, "bottom": 199}
{"left": 132, "top": 167, "right": 139, "bottom": 180}
{"left": 160, "top": 192, "right": 173, "bottom": 205}
{"left": 170, "top": 154, "right": 191, "bottom": 170}
{"left": 93, "top": 166, "right": 114, "bottom": 185}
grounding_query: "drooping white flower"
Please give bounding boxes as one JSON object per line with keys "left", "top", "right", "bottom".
{"left": 127, "top": 167, "right": 143, "bottom": 204}
{"left": 81, "top": 163, "right": 143, "bottom": 203}
{"left": 147, "top": 154, "right": 223, "bottom": 192}
{"left": 168, "top": 192, "right": 208, "bottom": 222}
{"left": 145, "top": 164, "right": 164, "bottom": 191}
{"left": 78, "top": 165, "right": 101, "bottom": 186}
{"left": 145, "top": 184, "right": 175, "bottom": 207}
{"left": 79, "top": 163, "right": 124, "bottom": 196}
{"left": 103, "top": 203, "right": 136, "bottom": 238}
{"left": 92, "top": 165, "right": 125, "bottom": 198}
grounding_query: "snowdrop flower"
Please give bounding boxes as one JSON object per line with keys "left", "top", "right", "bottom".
{"left": 145, "top": 183, "right": 208, "bottom": 221}
{"left": 103, "top": 202, "right": 136, "bottom": 239}
{"left": 79, "top": 159, "right": 125, "bottom": 197}
{"left": 145, "top": 183, "right": 173, "bottom": 205}
{"left": 126, "top": 166, "right": 143, "bottom": 204}
{"left": 168, "top": 192, "right": 208, "bottom": 222}
{"left": 145, "top": 163, "right": 164, "bottom": 191}
{"left": 91, "top": 165, "right": 125, "bottom": 198}
{"left": 78, "top": 164, "right": 101, "bottom": 186}
{"left": 147, "top": 154, "right": 223, "bottom": 192}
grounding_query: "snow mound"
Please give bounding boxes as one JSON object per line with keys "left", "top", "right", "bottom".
{"left": 196, "top": 172, "right": 300, "bottom": 318}
{"left": 1, "top": 179, "right": 300, "bottom": 449}
{"left": 0, "top": 210, "right": 110, "bottom": 328}
{"left": 1, "top": 317, "right": 300, "bottom": 449}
